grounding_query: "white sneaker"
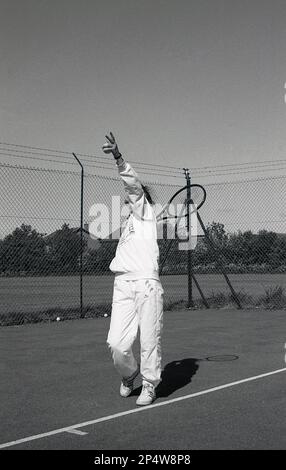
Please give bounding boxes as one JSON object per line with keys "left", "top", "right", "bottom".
{"left": 136, "top": 382, "right": 156, "bottom": 406}
{"left": 120, "top": 367, "right": 140, "bottom": 398}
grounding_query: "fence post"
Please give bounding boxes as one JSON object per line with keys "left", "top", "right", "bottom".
{"left": 72, "top": 153, "right": 84, "bottom": 318}
{"left": 184, "top": 168, "right": 194, "bottom": 308}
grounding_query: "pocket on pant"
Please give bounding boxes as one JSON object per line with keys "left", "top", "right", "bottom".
{"left": 156, "top": 280, "right": 164, "bottom": 296}
{"left": 158, "top": 285, "right": 164, "bottom": 296}
{"left": 145, "top": 279, "right": 164, "bottom": 296}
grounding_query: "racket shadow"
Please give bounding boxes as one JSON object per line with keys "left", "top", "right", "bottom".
{"left": 131, "top": 358, "right": 199, "bottom": 398}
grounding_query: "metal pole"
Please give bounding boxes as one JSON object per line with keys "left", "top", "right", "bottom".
{"left": 184, "top": 169, "right": 194, "bottom": 308}
{"left": 192, "top": 274, "right": 209, "bottom": 308}
{"left": 72, "top": 153, "right": 84, "bottom": 318}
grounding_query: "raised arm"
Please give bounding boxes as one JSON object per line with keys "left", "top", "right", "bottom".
{"left": 102, "top": 132, "right": 144, "bottom": 206}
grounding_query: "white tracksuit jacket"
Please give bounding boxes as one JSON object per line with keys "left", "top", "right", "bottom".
{"left": 109, "top": 159, "right": 160, "bottom": 280}
{"left": 107, "top": 159, "right": 164, "bottom": 387}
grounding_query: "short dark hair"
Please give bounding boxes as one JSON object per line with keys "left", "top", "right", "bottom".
{"left": 141, "top": 184, "right": 153, "bottom": 205}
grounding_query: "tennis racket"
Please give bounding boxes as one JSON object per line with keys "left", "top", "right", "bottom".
{"left": 155, "top": 183, "right": 206, "bottom": 241}
{"left": 155, "top": 184, "right": 206, "bottom": 223}
{"left": 157, "top": 184, "right": 206, "bottom": 274}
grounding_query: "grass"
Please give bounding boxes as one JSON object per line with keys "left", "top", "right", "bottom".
{"left": 164, "top": 286, "right": 286, "bottom": 311}
{"left": 164, "top": 290, "right": 254, "bottom": 310}
{"left": 257, "top": 286, "right": 286, "bottom": 310}
{"left": 1, "top": 285, "right": 286, "bottom": 326}
{"left": 0, "top": 303, "right": 112, "bottom": 327}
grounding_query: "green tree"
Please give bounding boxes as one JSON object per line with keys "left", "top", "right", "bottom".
{"left": 94, "top": 240, "right": 117, "bottom": 273}
{"left": 46, "top": 223, "right": 87, "bottom": 274}
{"left": 199, "top": 222, "right": 229, "bottom": 266}
{"left": 0, "top": 224, "right": 46, "bottom": 275}
{"left": 253, "top": 230, "right": 277, "bottom": 264}
{"left": 268, "top": 237, "right": 286, "bottom": 268}
{"left": 227, "top": 230, "right": 255, "bottom": 265}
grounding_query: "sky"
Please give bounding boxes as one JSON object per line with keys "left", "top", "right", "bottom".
{"left": 1, "top": 0, "right": 286, "bottom": 238}
{"left": 1, "top": 0, "right": 286, "bottom": 171}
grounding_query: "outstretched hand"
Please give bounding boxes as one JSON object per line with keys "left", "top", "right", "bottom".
{"left": 102, "top": 132, "right": 121, "bottom": 159}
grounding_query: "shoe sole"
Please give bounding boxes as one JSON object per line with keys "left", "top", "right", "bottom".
{"left": 136, "top": 395, "right": 156, "bottom": 406}
{"left": 136, "top": 400, "right": 155, "bottom": 406}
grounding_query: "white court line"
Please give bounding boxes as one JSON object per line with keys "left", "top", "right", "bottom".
{"left": 66, "top": 429, "right": 88, "bottom": 436}
{"left": 0, "top": 367, "right": 285, "bottom": 449}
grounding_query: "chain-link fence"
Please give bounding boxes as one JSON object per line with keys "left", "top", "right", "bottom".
{"left": 1, "top": 154, "right": 286, "bottom": 326}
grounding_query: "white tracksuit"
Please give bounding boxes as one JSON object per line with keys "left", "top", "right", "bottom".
{"left": 107, "top": 159, "right": 164, "bottom": 387}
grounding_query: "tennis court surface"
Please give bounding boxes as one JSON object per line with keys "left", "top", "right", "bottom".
{"left": 1, "top": 309, "right": 285, "bottom": 450}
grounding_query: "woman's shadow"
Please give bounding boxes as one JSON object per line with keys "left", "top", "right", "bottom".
{"left": 131, "top": 358, "right": 199, "bottom": 398}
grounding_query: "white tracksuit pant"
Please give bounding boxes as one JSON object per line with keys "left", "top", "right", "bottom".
{"left": 107, "top": 278, "right": 164, "bottom": 387}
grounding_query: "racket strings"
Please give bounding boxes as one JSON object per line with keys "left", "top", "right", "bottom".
{"left": 167, "top": 186, "right": 205, "bottom": 219}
